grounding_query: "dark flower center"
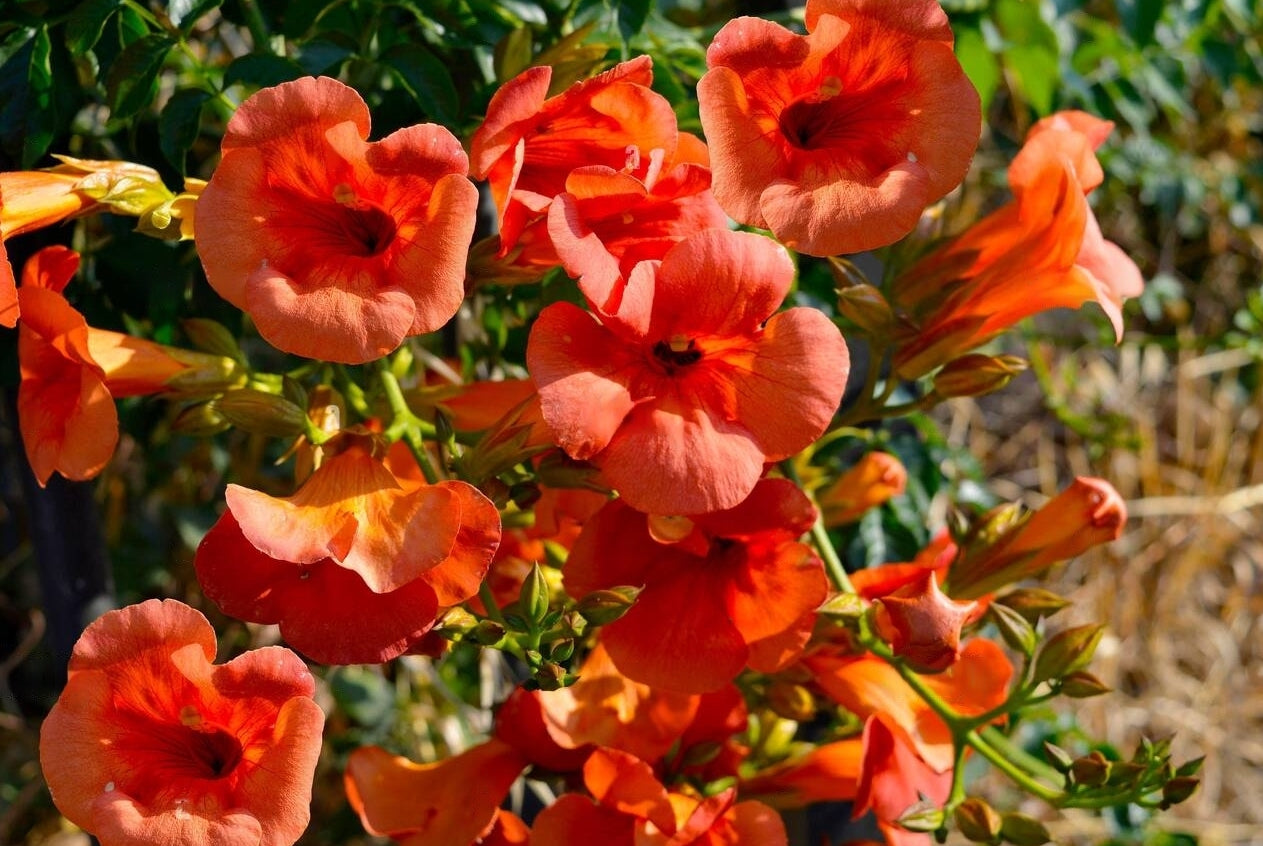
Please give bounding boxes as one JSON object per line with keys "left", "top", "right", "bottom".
{"left": 331, "top": 184, "right": 398, "bottom": 257}
{"left": 653, "top": 338, "right": 702, "bottom": 373}
{"left": 183, "top": 725, "right": 244, "bottom": 779}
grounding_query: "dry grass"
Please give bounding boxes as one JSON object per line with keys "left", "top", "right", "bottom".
{"left": 941, "top": 336, "right": 1263, "bottom": 842}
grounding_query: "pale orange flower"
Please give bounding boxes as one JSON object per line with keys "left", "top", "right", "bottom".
{"left": 39, "top": 599, "right": 324, "bottom": 846}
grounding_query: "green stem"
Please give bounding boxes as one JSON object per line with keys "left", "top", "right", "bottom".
{"left": 966, "top": 729, "right": 1064, "bottom": 802}
{"left": 479, "top": 581, "right": 507, "bottom": 626}
{"left": 977, "top": 726, "right": 1066, "bottom": 785}
{"left": 378, "top": 364, "right": 440, "bottom": 484}
{"left": 236, "top": 0, "right": 274, "bottom": 53}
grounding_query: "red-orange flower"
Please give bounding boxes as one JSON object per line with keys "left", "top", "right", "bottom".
{"left": 469, "top": 57, "right": 679, "bottom": 255}
{"left": 39, "top": 599, "right": 324, "bottom": 846}
{"left": 945, "top": 477, "right": 1126, "bottom": 600}
{"left": 871, "top": 569, "right": 980, "bottom": 673}
{"left": 697, "top": 0, "right": 980, "bottom": 256}
{"left": 806, "top": 639, "right": 1012, "bottom": 773}
{"left": 564, "top": 479, "right": 827, "bottom": 692}
{"left": 16, "top": 247, "right": 230, "bottom": 485}
{"left": 527, "top": 228, "right": 849, "bottom": 514}
{"left": 196, "top": 76, "right": 478, "bottom": 363}
{"left": 892, "top": 110, "right": 1142, "bottom": 378}
{"left": 346, "top": 741, "right": 529, "bottom": 846}
{"left": 530, "top": 747, "right": 788, "bottom": 846}
{"left": 195, "top": 436, "right": 500, "bottom": 664}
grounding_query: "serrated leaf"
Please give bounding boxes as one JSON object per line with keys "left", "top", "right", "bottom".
{"left": 380, "top": 43, "right": 459, "bottom": 124}
{"left": 223, "top": 52, "right": 305, "bottom": 89}
{"left": 106, "top": 33, "right": 174, "bottom": 119}
{"left": 65, "top": 0, "right": 119, "bottom": 55}
{"left": 159, "top": 87, "right": 210, "bottom": 172}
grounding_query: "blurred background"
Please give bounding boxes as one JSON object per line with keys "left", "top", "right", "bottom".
{"left": 0, "top": 0, "right": 1260, "bottom": 843}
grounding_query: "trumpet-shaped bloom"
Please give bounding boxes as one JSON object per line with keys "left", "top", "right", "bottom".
{"left": 39, "top": 599, "right": 324, "bottom": 846}
{"left": 469, "top": 57, "right": 679, "bottom": 253}
{"left": 805, "top": 639, "right": 1012, "bottom": 773}
{"left": 892, "top": 110, "right": 1142, "bottom": 378}
{"left": 196, "top": 76, "right": 478, "bottom": 363}
{"left": 346, "top": 741, "right": 529, "bottom": 846}
{"left": 542, "top": 139, "right": 727, "bottom": 312}
{"left": 945, "top": 477, "right": 1126, "bottom": 600}
{"left": 697, "top": 0, "right": 980, "bottom": 256}
{"left": 527, "top": 229, "right": 849, "bottom": 514}
{"left": 563, "top": 480, "right": 827, "bottom": 692}
{"left": 195, "top": 436, "right": 500, "bottom": 664}
{"left": 531, "top": 747, "right": 787, "bottom": 846}
{"left": 16, "top": 247, "right": 222, "bottom": 485}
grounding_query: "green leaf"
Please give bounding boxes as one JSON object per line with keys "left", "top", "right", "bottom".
{"left": 297, "top": 38, "right": 354, "bottom": 75}
{"left": 65, "top": 0, "right": 120, "bottom": 55}
{"left": 1003, "top": 43, "right": 1058, "bottom": 115}
{"left": 105, "top": 33, "right": 174, "bottom": 119}
{"left": 222, "top": 52, "right": 305, "bottom": 89}
{"left": 0, "top": 28, "right": 55, "bottom": 166}
{"left": 380, "top": 43, "right": 459, "bottom": 124}
{"left": 954, "top": 26, "right": 1000, "bottom": 115}
{"left": 159, "top": 87, "right": 210, "bottom": 172}
{"left": 168, "top": 0, "right": 224, "bottom": 32}
{"left": 616, "top": 0, "right": 651, "bottom": 43}
{"left": 1118, "top": 0, "right": 1163, "bottom": 46}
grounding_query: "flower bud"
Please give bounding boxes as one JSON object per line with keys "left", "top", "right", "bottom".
{"left": 1043, "top": 741, "right": 1074, "bottom": 772}
{"left": 896, "top": 800, "right": 945, "bottom": 832}
{"left": 548, "top": 638, "right": 575, "bottom": 662}
{"left": 181, "top": 318, "right": 247, "bottom": 362}
{"left": 999, "top": 812, "right": 1051, "bottom": 845}
{"left": 435, "top": 607, "right": 478, "bottom": 639}
{"left": 818, "top": 451, "right": 907, "bottom": 527}
{"left": 871, "top": 570, "right": 978, "bottom": 673}
{"left": 534, "top": 662, "right": 568, "bottom": 691}
{"left": 1069, "top": 751, "right": 1111, "bottom": 787}
{"left": 953, "top": 797, "right": 1001, "bottom": 842}
{"left": 1032, "top": 624, "right": 1105, "bottom": 684}
{"left": 1160, "top": 776, "right": 1199, "bottom": 808}
{"left": 214, "top": 388, "right": 309, "bottom": 437}
{"left": 766, "top": 679, "right": 816, "bottom": 723}
{"left": 932, "top": 354, "right": 1028, "bottom": 399}
{"left": 519, "top": 563, "right": 551, "bottom": 626}
{"left": 170, "top": 401, "right": 231, "bottom": 436}
{"left": 986, "top": 601, "right": 1037, "bottom": 657}
{"left": 994, "top": 588, "right": 1070, "bottom": 623}
{"left": 835, "top": 281, "right": 894, "bottom": 335}
{"left": 471, "top": 620, "right": 507, "bottom": 646}
{"left": 1059, "top": 670, "right": 1111, "bottom": 698}
{"left": 576, "top": 586, "right": 640, "bottom": 626}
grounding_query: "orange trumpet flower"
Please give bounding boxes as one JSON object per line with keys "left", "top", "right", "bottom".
{"left": 16, "top": 247, "right": 236, "bottom": 484}
{"left": 697, "top": 0, "right": 980, "bottom": 257}
{"left": 196, "top": 76, "right": 478, "bottom": 363}
{"left": 39, "top": 599, "right": 324, "bottom": 846}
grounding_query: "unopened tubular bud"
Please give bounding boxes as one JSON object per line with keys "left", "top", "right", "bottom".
{"left": 835, "top": 282, "right": 894, "bottom": 335}
{"left": 520, "top": 563, "right": 551, "bottom": 626}
{"left": 576, "top": 586, "right": 640, "bottom": 626}
{"left": 818, "top": 451, "right": 907, "bottom": 527}
{"left": 947, "top": 478, "right": 1126, "bottom": 599}
{"left": 214, "top": 389, "right": 308, "bottom": 437}
{"left": 1059, "top": 670, "right": 1111, "bottom": 698}
{"left": 1032, "top": 624, "right": 1105, "bottom": 684}
{"left": 767, "top": 679, "right": 816, "bottom": 722}
{"left": 994, "top": 588, "right": 1071, "bottom": 623}
{"left": 999, "top": 813, "right": 1051, "bottom": 845}
{"left": 953, "top": 798, "right": 1002, "bottom": 842}
{"left": 1070, "top": 751, "right": 1111, "bottom": 787}
{"left": 932, "top": 353, "right": 1027, "bottom": 398}
{"left": 171, "top": 401, "right": 231, "bottom": 436}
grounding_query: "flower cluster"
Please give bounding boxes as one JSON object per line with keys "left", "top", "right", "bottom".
{"left": 9, "top": 1, "right": 1200, "bottom": 845}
